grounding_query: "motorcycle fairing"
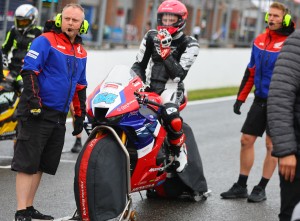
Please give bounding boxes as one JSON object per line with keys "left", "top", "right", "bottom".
{"left": 116, "top": 107, "right": 168, "bottom": 192}
{"left": 86, "top": 84, "right": 101, "bottom": 118}
{"left": 87, "top": 65, "right": 143, "bottom": 119}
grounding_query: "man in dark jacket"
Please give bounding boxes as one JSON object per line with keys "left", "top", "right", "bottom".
{"left": 221, "top": 2, "right": 295, "bottom": 203}
{"left": 268, "top": 30, "right": 300, "bottom": 221}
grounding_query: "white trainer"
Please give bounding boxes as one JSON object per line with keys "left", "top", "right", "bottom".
{"left": 174, "top": 144, "right": 188, "bottom": 172}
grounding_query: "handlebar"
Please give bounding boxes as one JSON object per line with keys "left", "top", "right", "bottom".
{"left": 134, "top": 91, "right": 164, "bottom": 108}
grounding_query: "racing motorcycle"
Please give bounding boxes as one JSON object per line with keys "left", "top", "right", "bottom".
{"left": 74, "top": 65, "right": 209, "bottom": 221}
{"left": 0, "top": 69, "right": 20, "bottom": 140}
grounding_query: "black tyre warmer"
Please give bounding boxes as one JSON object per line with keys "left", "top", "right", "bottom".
{"left": 178, "top": 122, "right": 208, "bottom": 192}
{"left": 74, "top": 134, "right": 127, "bottom": 221}
{"left": 155, "top": 122, "right": 208, "bottom": 197}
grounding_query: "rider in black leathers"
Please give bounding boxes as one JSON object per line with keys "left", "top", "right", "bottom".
{"left": 1, "top": 4, "right": 42, "bottom": 88}
{"left": 132, "top": 1, "right": 208, "bottom": 199}
{"left": 131, "top": 0, "right": 200, "bottom": 173}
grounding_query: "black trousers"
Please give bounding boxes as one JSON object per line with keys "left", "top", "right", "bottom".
{"left": 279, "top": 156, "right": 300, "bottom": 221}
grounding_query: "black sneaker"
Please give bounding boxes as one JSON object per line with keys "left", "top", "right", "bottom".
{"left": 220, "top": 183, "right": 248, "bottom": 199}
{"left": 15, "top": 210, "right": 31, "bottom": 221}
{"left": 247, "top": 185, "right": 266, "bottom": 203}
{"left": 71, "top": 139, "right": 82, "bottom": 153}
{"left": 27, "top": 206, "right": 54, "bottom": 221}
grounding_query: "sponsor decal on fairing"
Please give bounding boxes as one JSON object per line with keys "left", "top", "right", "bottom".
{"left": 132, "top": 183, "right": 155, "bottom": 192}
{"left": 93, "top": 92, "right": 117, "bottom": 104}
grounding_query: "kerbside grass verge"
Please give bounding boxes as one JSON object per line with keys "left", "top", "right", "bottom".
{"left": 187, "top": 86, "right": 239, "bottom": 101}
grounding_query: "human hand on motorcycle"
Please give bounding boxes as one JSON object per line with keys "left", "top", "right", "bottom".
{"left": 157, "top": 29, "right": 172, "bottom": 60}
{"left": 138, "top": 83, "right": 150, "bottom": 92}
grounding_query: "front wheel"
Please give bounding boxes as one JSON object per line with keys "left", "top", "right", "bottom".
{"left": 74, "top": 133, "right": 128, "bottom": 221}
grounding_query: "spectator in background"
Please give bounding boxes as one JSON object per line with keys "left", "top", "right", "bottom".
{"left": 267, "top": 29, "right": 300, "bottom": 221}
{"left": 220, "top": 2, "right": 295, "bottom": 203}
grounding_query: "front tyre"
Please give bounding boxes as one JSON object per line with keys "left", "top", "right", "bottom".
{"left": 74, "top": 133, "right": 127, "bottom": 221}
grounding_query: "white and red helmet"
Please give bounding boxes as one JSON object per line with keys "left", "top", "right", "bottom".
{"left": 157, "top": 0, "right": 188, "bottom": 35}
{"left": 14, "top": 4, "right": 38, "bottom": 31}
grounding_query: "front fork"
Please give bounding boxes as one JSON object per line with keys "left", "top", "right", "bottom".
{"left": 87, "top": 125, "right": 136, "bottom": 221}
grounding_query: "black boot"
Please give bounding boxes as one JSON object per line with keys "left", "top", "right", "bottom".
{"left": 71, "top": 138, "right": 82, "bottom": 153}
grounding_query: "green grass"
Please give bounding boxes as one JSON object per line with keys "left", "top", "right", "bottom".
{"left": 187, "top": 86, "right": 239, "bottom": 101}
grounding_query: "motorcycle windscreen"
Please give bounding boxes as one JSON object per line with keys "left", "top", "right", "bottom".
{"left": 74, "top": 134, "right": 127, "bottom": 221}
{"left": 88, "top": 65, "right": 142, "bottom": 118}
{"left": 177, "top": 122, "right": 208, "bottom": 193}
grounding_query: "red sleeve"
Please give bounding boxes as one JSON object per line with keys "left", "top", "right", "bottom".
{"left": 72, "top": 84, "right": 87, "bottom": 117}
{"left": 237, "top": 67, "right": 255, "bottom": 102}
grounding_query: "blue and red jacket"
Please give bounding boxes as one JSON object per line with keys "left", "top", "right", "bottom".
{"left": 18, "top": 24, "right": 87, "bottom": 120}
{"left": 237, "top": 27, "right": 294, "bottom": 102}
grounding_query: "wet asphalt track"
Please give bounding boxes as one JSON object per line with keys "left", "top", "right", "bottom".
{"left": 0, "top": 97, "right": 281, "bottom": 221}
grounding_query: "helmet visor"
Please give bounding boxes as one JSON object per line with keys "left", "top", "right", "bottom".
{"left": 15, "top": 17, "right": 32, "bottom": 29}
{"left": 158, "top": 13, "right": 179, "bottom": 26}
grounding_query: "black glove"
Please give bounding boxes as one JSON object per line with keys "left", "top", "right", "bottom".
{"left": 233, "top": 100, "right": 243, "bottom": 115}
{"left": 72, "top": 116, "right": 85, "bottom": 136}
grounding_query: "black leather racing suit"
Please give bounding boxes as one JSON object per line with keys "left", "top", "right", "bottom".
{"left": 132, "top": 29, "right": 199, "bottom": 96}
{"left": 131, "top": 30, "right": 199, "bottom": 146}
{"left": 2, "top": 25, "right": 42, "bottom": 76}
